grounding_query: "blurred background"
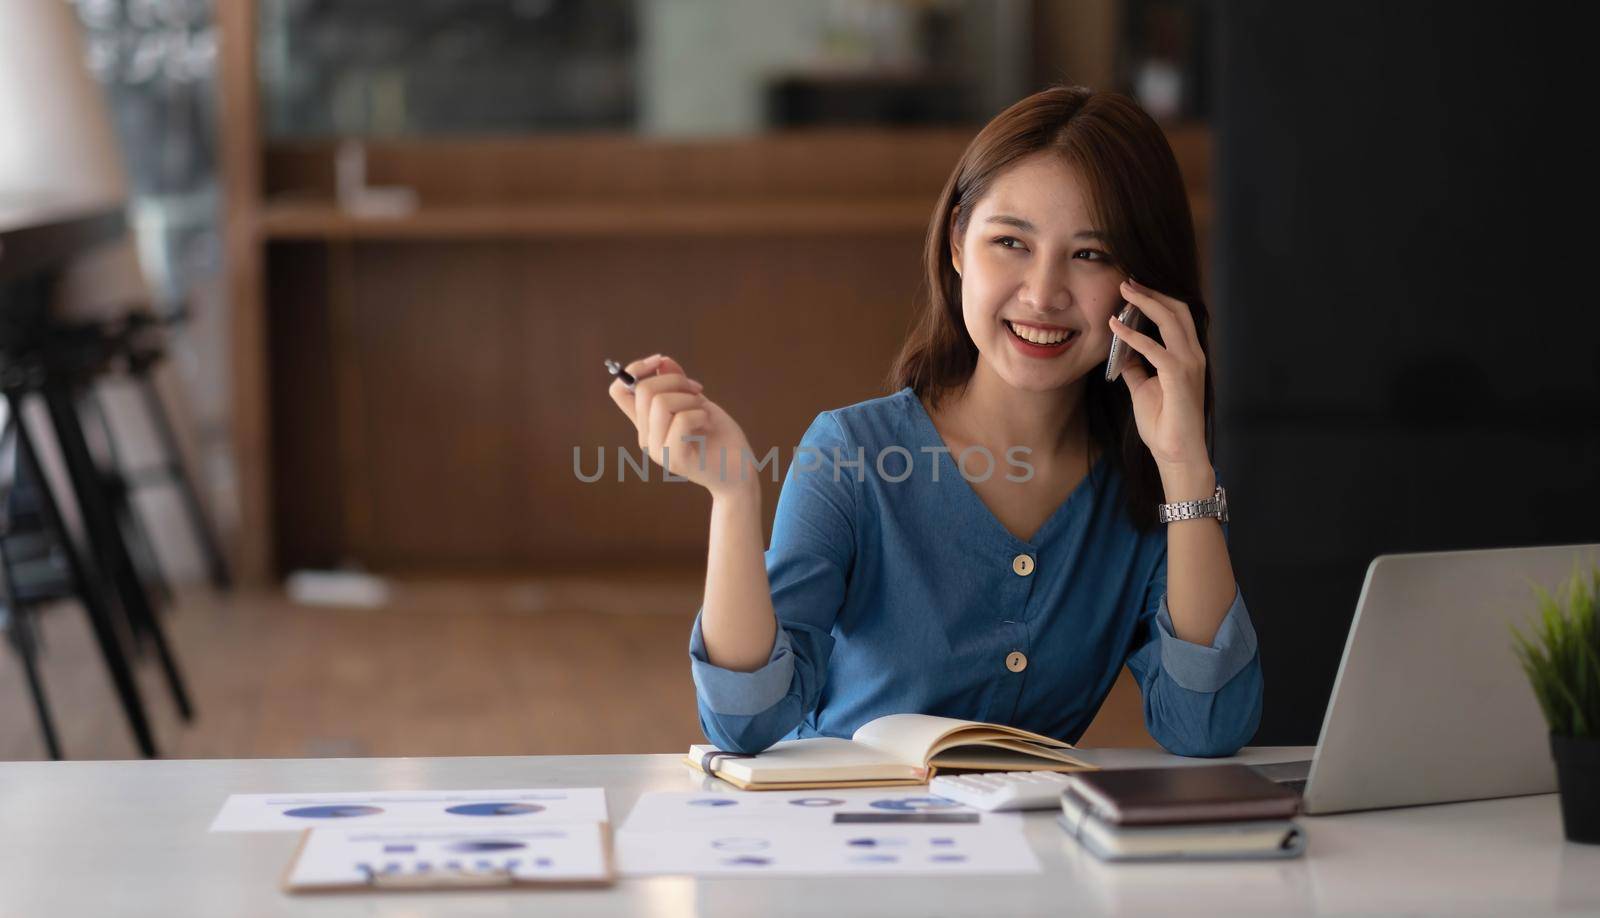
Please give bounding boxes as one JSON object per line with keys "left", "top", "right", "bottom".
{"left": 0, "top": 0, "right": 1590, "bottom": 762}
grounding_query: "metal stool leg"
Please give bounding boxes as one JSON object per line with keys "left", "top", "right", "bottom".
{"left": 0, "top": 584, "right": 64, "bottom": 760}
{"left": 0, "top": 421, "right": 62, "bottom": 758}
{"left": 10, "top": 394, "right": 158, "bottom": 757}
{"left": 81, "top": 389, "right": 175, "bottom": 610}
{"left": 133, "top": 367, "right": 231, "bottom": 590}
{"left": 39, "top": 383, "right": 193, "bottom": 723}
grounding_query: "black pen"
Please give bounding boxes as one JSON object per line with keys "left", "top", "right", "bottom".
{"left": 604, "top": 357, "right": 655, "bottom": 392}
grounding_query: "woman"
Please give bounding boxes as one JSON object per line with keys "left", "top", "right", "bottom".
{"left": 608, "top": 86, "right": 1261, "bottom": 757}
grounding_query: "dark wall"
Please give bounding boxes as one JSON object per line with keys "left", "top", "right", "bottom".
{"left": 1212, "top": 3, "right": 1597, "bottom": 743}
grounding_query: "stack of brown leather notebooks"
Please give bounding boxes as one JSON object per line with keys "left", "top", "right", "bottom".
{"left": 1058, "top": 765, "right": 1306, "bottom": 862}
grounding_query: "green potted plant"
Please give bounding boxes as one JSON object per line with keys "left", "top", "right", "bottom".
{"left": 1512, "top": 563, "right": 1600, "bottom": 843}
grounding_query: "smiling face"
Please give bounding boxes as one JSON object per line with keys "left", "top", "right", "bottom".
{"left": 950, "top": 152, "right": 1128, "bottom": 394}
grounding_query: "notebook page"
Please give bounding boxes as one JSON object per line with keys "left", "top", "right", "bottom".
{"left": 850, "top": 714, "right": 988, "bottom": 764}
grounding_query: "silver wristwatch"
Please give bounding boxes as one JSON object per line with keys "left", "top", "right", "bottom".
{"left": 1157, "top": 485, "right": 1228, "bottom": 524}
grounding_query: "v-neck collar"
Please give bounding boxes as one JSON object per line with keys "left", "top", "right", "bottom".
{"left": 900, "top": 386, "right": 1107, "bottom": 549}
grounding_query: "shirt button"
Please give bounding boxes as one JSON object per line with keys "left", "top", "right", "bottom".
{"left": 1012, "top": 554, "right": 1034, "bottom": 576}
{"left": 1006, "top": 651, "right": 1028, "bottom": 673}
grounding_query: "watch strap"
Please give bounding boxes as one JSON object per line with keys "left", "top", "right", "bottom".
{"left": 1158, "top": 485, "right": 1228, "bottom": 524}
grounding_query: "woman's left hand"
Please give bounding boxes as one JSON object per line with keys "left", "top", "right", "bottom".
{"left": 1108, "top": 278, "right": 1212, "bottom": 478}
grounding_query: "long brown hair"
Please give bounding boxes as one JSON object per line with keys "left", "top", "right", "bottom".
{"left": 888, "top": 85, "right": 1214, "bottom": 531}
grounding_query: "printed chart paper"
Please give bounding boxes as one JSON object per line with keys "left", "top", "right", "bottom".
{"left": 617, "top": 790, "right": 1036, "bottom": 876}
{"left": 286, "top": 823, "right": 609, "bottom": 889}
{"left": 210, "top": 787, "right": 607, "bottom": 833}
{"left": 621, "top": 789, "right": 1021, "bottom": 833}
{"left": 617, "top": 825, "right": 1038, "bottom": 876}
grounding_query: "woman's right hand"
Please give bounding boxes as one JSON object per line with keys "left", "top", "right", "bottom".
{"left": 607, "top": 354, "right": 757, "bottom": 497}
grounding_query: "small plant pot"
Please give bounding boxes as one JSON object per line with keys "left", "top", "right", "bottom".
{"left": 1551, "top": 734, "right": 1600, "bottom": 843}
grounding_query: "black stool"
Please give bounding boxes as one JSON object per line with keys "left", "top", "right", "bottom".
{"left": 1, "top": 205, "right": 201, "bottom": 758}
{"left": 0, "top": 319, "right": 195, "bottom": 758}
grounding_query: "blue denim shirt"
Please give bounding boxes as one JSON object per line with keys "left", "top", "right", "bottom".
{"left": 688, "top": 387, "right": 1262, "bottom": 757}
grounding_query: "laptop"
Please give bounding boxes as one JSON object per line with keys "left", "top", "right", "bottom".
{"left": 1256, "top": 543, "right": 1598, "bottom": 815}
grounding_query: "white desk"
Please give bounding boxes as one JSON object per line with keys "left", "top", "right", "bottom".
{"left": 1, "top": 747, "right": 1592, "bottom": 917}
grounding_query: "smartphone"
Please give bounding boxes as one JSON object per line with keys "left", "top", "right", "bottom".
{"left": 1104, "top": 302, "right": 1152, "bottom": 382}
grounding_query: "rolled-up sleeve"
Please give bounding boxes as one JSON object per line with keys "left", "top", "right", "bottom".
{"left": 689, "top": 612, "right": 795, "bottom": 716}
{"left": 1124, "top": 528, "right": 1264, "bottom": 757}
{"left": 687, "top": 411, "right": 855, "bottom": 753}
{"left": 1154, "top": 588, "right": 1258, "bottom": 693}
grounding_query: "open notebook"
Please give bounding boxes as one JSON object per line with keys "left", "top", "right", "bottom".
{"left": 686, "top": 714, "right": 1096, "bottom": 790}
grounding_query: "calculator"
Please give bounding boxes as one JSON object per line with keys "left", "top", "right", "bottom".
{"left": 928, "top": 771, "right": 1078, "bottom": 811}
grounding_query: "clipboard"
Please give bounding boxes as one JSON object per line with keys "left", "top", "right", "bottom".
{"left": 280, "top": 822, "right": 615, "bottom": 894}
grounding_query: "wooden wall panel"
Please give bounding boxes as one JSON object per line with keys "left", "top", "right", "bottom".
{"left": 266, "top": 243, "right": 343, "bottom": 571}
{"left": 345, "top": 241, "right": 523, "bottom": 567}
{"left": 270, "top": 234, "right": 925, "bottom": 571}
